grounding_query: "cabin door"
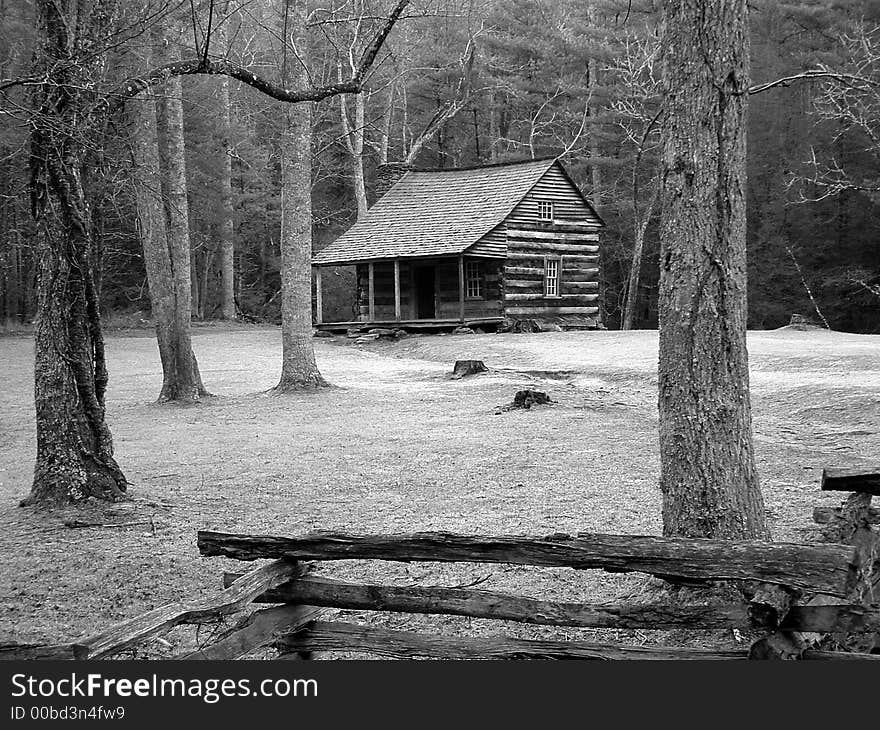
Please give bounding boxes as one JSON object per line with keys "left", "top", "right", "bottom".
{"left": 414, "top": 266, "right": 436, "bottom": 319}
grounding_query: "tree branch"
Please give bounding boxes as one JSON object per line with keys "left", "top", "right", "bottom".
{"left": 748, "top": 69, "right": 880, "bottom": 96}
{"left": 109, "top": 0, "right": 409, "bottom": 108}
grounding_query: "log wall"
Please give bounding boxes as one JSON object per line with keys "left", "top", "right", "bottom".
{"left": 503, "top": 223, "right": 602, "bottom": 326}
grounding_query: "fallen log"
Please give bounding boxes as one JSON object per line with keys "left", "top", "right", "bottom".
{"left": 80, "top": 559, "right": 306, "bottom": 659}
{"left": 278, "top": 621, "right": 747, "bottom": 660}
{"left": 198, "top": 530, "right": 860, "bottom": 597}
{"left": 821, "top": 467, "right": 880, "bottom": 496}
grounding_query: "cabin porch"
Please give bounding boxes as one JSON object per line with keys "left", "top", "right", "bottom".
{"left": 313, "top": 254, "right": 504, "bottom": 329}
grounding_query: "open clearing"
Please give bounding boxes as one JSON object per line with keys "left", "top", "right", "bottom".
{"left": 1, "top": 326, "right": 878, "bottom": 654}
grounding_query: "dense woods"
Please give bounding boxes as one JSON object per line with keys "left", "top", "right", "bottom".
{"left": 1, "top": 0, "right": 878, "bottom": 336}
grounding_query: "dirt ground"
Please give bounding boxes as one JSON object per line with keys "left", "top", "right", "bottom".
{"left": 1, "top": 325, "right": 878, "bottom": 655}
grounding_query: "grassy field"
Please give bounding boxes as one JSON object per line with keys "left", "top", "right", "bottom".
{"left": 1, "top": 325, "right": 878, "bottom": 654}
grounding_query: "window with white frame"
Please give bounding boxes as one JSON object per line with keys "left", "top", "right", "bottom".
{"left": 465, "top": 260, "right": 483, "bottom": 298}
{"left": 544, "top": 258, "right": 560, "bottom": 297}
{"left": 537, "top": 200, "right": 554, "bottom": 221}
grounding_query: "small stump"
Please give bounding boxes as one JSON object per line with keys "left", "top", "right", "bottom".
{"left": 496, "top": 389, "right": 554, "bottom": 414}
{"left": 452, "top": 360, "right": 488, "bottom": 379}
{"left": 513, "top": 389, "right": 553, "bottom": 409}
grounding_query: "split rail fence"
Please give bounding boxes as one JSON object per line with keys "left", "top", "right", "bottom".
{"left": 3, "top": 467, "right": 879, "bottom": 661}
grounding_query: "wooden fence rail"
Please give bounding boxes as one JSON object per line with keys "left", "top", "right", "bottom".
{"left": 4, "top": 467, "right": 877, "bottom": 661}
{"left": 222, "top": 572, "right": 880, "bottom": 634}
{"left": 198, "top": 529, "right": 860, "bottom": 597}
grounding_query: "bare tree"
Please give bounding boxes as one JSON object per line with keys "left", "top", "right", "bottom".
{"left": 275, "top": 0, "right": 329, "bottom": 391}
{"left": 610, "top": 32, "right": 662, "bottom": 331}
{"left": 16, "top": 0, "right": 409, "bottom": 504}
{"left": 157, "top": 22, "right": 210, "bottom": 402}
{"left": 657, "top": 0, "right": 768, "bottom": 539}
{"left": 216, "top": 2, "right": 237, "bottom": 320}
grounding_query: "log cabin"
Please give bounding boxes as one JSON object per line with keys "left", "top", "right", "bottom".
{"left": 313, "top": 157, "right": 604, "bottom": 331}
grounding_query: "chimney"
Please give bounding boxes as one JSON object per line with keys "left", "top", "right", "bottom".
{"left": 371, "top": 162, "right": 412, "bottom": 206}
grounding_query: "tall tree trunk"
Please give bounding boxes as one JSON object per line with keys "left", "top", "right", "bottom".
{"left": 340, "top": 89, "right": 369, "bottom": 220}
{"left": 24, "top": 0, "right": 127, "bottom": 505}
{"left": 622, "top": 217, "right": 649, "bottom": 330}
{"left": 622, "top": 183, "right": 658, "bottom": 330}
{"left": 158, "top": 33, "right": 209, "bottom": 402}
{"left": 587, "top": 8, "right": 602, "bottom": 207}
{"left": 275, "top": 0, "right": 328, "bottom": 390}
{"left": 216, "top": 11, "right": 236, "bottom": 320}
{"left": 657, "top": 0, "right": 767, "bottom": 539}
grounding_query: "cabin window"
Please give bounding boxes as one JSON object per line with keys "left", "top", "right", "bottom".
{"left": 544, "top": 257, "right": 560, "bottom": 297}
{"left": 465, "top": 260, "right": 483, "bottom": 298}
{"left": 537, "top": 200, "right": 554, "bottom": 221}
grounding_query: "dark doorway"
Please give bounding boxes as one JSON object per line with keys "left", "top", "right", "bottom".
{"left": 414, "top": 266, "right": 436, "bottom": 319}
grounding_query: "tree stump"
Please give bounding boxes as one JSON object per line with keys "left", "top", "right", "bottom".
{"left": 452, "top": 360, "right": 488, "bottom": 378}
{"left": 513, "top": 390, "right": 552, "bottom": 409}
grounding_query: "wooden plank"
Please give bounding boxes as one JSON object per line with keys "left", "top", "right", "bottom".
{"left": 225, "top": 573, "right": 759, "bottom": 629}
{"left": 278, "top": 621, "right": 747, "bottom": 660}
{"left": 393, "top": 260, "right": 401, "bottom": 321}
{"left": 226, "top": 572, "right": 880, "bottom": 634}
{"left": 503, "top": 293, "right": 599, "bottom": 303}
{"left": 506, "top": 253, "right": 598, "bottom": 266}
{"left": 180, "top": 604, "right": 323, "bottom": 660}
{"left": 504, "top": 266, "right": 544, "bottom": 276}
{"left": 821, "top": 467, "right": 880, "bottom": 495}
{"left": 458, "top": 255, "right": 465, "bottom": 322}
{"left": 507, "top": 229, "right": 600, "bottom": 242}
{"left": 503, "top": 276, "right": 601, "bottom": 290}
{"left": 80, "top": 559, "right": 305, "bottom": 659}
{"left": 198, "top": 530, "right": 860, "bottom": 597}
{"left": 368, "top": 262, "right": 375, "bottom": 322}
{"left": 507, "top": 241, "right": 600, "bottom": 254}
{"left": 813, "top": 506, "right": 880, "bottom": 525}
{"left": 314, "top": 268, "right": 323, "bottom": 325}
{"left": 0, "top": 643, "right": 89, "bottom": 660}
{"left": 505, "top": 306, "right": 600, "bottom": 316}
{"left": 508, "top": 220, "right": 602, "bottom": 234}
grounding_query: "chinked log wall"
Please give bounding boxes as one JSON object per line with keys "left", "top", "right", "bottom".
{"left": 503, "top": 222, "right": 601, "bottom": 322}
{"left": 4, "top": 468, "right": 876, "bottom": 661}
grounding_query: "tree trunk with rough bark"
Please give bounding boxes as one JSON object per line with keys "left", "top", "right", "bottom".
{"left": 216, "top": 12, "right": 236, "bottom": 320}
{"left": 157, "top": 30, "right": 209, "bottom": 402}
{"left": 24, "top": 0, "right": 127, "bottom": 505}
{"left": 129, "top": 41, "right": 205, "bottom": 404}
{"left": 275, "top": 0, "right": 328, "bottom": 391}
{"left": 622, "top": 184, "right": 658, "bottom": 331}
{"left": 340, "top": 90, "right": 369, "bottom": 220}
{"left": 657, "top": 0, "right": 767, "bottom": 539}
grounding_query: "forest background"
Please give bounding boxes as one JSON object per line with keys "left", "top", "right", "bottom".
{"left": 2, "top": 0, "right": 879, "bottom": 334}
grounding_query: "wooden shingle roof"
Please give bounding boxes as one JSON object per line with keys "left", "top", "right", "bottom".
{"left": 313, "top": 158, "right": 565, "bottom": 265}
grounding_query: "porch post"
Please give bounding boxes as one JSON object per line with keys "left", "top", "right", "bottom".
{"left": 315, "top": 266, "right": 323, "bottom": 324}
{"left": 368, "top": 262, "right": 375, "bottom": 322}
{"left": 394, "top": 259, "right": 401, "bottom": 321}
{"left": 458, "top": 255, "right": 465, "bottom": 322}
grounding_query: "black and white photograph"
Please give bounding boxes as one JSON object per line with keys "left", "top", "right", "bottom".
{"left": 0, "top": 0, "right": 879, "bottom": 711}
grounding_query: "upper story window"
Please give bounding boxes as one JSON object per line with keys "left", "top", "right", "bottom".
{"left": 544, "top": 257, "right": 560, "bottom": 297}
{"left": 465, "top": 260, "right": 483, "bottom": 298}
{"left": 537, "top": 200, "right": 555, "bottom": 221}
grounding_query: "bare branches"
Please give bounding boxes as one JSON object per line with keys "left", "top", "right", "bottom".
{"left": 109, "top": 0, "right": 410, "bottom": 108}
{"left": 403, "top": 25, "right": 479, "bottom": 164}
{"left": 748, "top": 68, "right": 880, "bottom": 96}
